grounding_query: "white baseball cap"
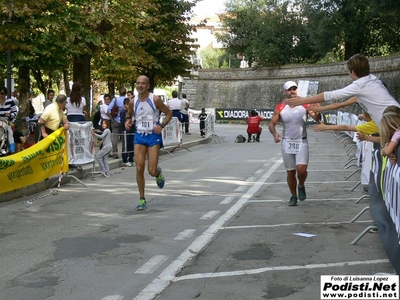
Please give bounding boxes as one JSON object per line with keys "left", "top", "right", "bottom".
{"left": 283, "top": 81, "right": 297, "bottom": 90}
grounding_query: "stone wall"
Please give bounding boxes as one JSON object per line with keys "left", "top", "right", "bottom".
{"left": 182, "top": 55, "right": 400, "bottom": 114}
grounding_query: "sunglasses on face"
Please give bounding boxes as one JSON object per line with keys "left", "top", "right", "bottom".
{"left": 286, "top": 87, "right": 297, "bottom": 91}
{"left": 0, "top": 92, "right": 5, "bottom": 95}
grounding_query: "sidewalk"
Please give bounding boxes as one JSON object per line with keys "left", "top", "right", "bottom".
{"left": 1, "top": 128, "right": 208, "bottom": 203}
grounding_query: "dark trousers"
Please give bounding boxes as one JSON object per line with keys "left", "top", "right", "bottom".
{"left": 182, "top": 114, "right": 189, "bottom": 133}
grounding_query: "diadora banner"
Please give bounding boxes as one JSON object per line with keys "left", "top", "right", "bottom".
{"left": 215, "top": 108, "right": 274, "bottom": 121}
{"left": 0, "top": 128, "right": 69, "bottom": 194}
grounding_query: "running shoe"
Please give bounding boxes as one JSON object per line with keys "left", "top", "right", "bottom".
{"left": 288, "top": 195, "right": 298, "bottom": 206}
{"left": 156, "top": 166, "right": 165, "bottom": 189}
{"left": 298, "top": 185, "right": 306, "bottom": 201}
{"left": 136, "top": 198, "right": 146, "bottom": 210}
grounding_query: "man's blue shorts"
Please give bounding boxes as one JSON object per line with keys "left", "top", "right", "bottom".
{"left": 134, "top": 132, "right": 163, "bottom": 148}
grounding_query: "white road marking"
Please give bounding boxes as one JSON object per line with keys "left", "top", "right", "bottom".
{"left": 222, "top": 220, "right": 372, "bottom": 230}
{"left": 234, "top": 186, "right": 246, "bottom": 192}
{"left": 220, "top": 196, "right": 234, "bottom": 204}
{"left": 133, "top": 158, "right": 284, "bottom": 300}
{"left": 262, "top": 180, "right": 359, "bottom": 184}
{"left": 102, "top": 296, "right": 124, "bottom": 300}
{"left": 135, "top": 255, "right": 168, "bottom": 274}
{"left": 174, "top": 229, "right": 196, "bottom": 241}
{"left": 200, "top": 211, "right": 220, "bottom": 220}
{"left": 255, "top": 169, "right": 264, "bottom": 174}
{"left": 245, "top": 177, "right": 257, "bottom": 182}
{"left": 173, "top": 259, "right": 390, "bottom": 281}
{"left": 247, "top": 198, "right": 360, "bottom": 202}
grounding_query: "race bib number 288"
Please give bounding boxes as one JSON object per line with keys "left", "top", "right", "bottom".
{"left": 284, "top": 139, "right": 302, "bottom": 154}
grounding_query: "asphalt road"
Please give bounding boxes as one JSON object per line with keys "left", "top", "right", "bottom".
{"left": 0, "top": 124, "right": 394, "bottom": 300}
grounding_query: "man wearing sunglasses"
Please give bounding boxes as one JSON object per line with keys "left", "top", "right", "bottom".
{"left": 0, "top": 87, "right": 18, "bottom": 121}
{"left": 269, "top": 81, "right": 320, "bottom": 206}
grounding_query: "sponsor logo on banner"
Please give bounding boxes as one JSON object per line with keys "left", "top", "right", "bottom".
{"left": 0, "top": 128, "right": 69, "bottom": 194}
{"left": 321, "top": 275, "right": 399, "bottom": 299}
{"left": 67, "top": 122, "right": 95, "bottom": 165}
{"left": 215, "top": 108, "right": 274, "bottom": 121}
{"left": 162, "top": 117, "right": 181, "bottom": 145}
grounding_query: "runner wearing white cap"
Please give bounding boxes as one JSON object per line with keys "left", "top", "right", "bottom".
{"left": 268, "top": 81, "right": 320, "bottom": 206}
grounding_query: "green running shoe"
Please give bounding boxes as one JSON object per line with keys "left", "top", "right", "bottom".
{"left": 156, "top": 166, "right": 165, "bottom": 189}
{"left": 136, "top": 198, "right": 146, "bottom": 210}
{"left": 288, "top": 195, "right": 298, "bottom": 206}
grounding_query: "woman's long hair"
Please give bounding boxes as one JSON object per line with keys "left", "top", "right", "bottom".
{"left": 69, "top": 82, "right": 82, "bottom": 107}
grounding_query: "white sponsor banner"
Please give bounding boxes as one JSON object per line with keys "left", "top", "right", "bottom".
{"left": 67, "top": 122, "right": 95, "bottom": 165}
{"left": 162, "top": 117, "right": 181, "bottom": 146}
{"left": 321, "top": 275, "right": 399, "bottom": 299}
{"left": 298, "top": 80, "right": 319, "bottom": 97}
{"left": 361, "top": 141, "right": 372, "bottom": 185}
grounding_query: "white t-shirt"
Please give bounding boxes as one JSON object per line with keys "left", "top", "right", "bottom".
{"left": 167, "top": 98, "right": 182, "bottom": 110}
{"left": 100, "top": 103, "right": 110, "bottom": 120}
{"left": 324, "top": 74, "right": 400, "bottom": 125}
{"left": 66, "top": 96, "right": 86, "bottom": 115}
{"left": 180, "top": 98, "right": 189, "bottom": 115}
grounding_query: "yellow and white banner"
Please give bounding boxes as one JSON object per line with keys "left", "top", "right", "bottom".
{"left": 0, "top": 128, "right": 69, "bottom": 194}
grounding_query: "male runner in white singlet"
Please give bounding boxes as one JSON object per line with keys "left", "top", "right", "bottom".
{"left": 125, "top": 75, "right": 172, "bottom": 210}
{"left": 269, "top": 81, "right": 320, "bottom": 206}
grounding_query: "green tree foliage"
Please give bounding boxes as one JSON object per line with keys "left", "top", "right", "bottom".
{"left": 218, "top": 0, "right": 400, "bottom": 66}
{"left": 0, "top": 0, "right": 199, "bottom": 116}
{"left": 300, "top": 0, "right": 400, "bottom": 60}
{"left": 200, "top": 48, "right": 229, "bottom": 68}
{"left": 218, "top": 0, "right": 320, "bottom": 67}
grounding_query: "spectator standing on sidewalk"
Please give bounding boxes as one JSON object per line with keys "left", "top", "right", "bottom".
{"left": 180, "top": 93, "right": 190, "bottom": 134}
{"left": 100, "top": 95, "right": 111, "bottom": 127}
{"left": 125, "top": 75, "right": 172, "bottom": 211}
{"left": 66, "top": 82, "right": 87, "bottom": 122}
{"left": 198, "top": 108, "right": 207, "bottom": 137}
{"left": 43, "top": 90, "right": 55, "bottom": 109}
{"left": 37, "top": 94, "right": 70, "bottom": 141}
{"left": 167, "top": 91, "right": 183, "bottom": 123}
{"left": 108, "top": 88, "right": 126, "bottom": 159}
{"left": 269, "top": 81, "right": 320, "bottom": 206}
{"left": 120, "top": 97, "right": 135, "bottom": 167}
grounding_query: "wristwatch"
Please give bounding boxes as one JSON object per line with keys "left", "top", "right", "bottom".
{"left": 160, "top": 123, "right": 165, "bottom": 128}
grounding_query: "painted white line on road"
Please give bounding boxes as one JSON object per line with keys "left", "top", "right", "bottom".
{"left": 200, "top": 211, "right": 220, "bottom": 220}
{"left": 247, "top": 198, "right": 360, "bottom": 202}
{"left": 274, "top": 169, "right": 357, "bottom": 172}
{"left": 173, "top": 259, "right": 390, "bottom": 281}
{"left": 135, "top": 255, "right": 168, "bottom": 274}
{"left": 174, "top": 229, "right": 196, "bottom": 241}
{"left": 220, "top": 196, "right": 234, "bottom": 204}
{"left": 264, "top": 162, "right": 271, "bottom": 167}
{"left": 234, "top": 186, "right": 247, "bottom": 192}
{"left": 246, "top": 177, "right": 257, "bottom": 182}
{"left": 222, "top": 220, "right": 372, "bottom": 230}
{"left": 263, "top": 180, "right": 359, "bottom": 184}
{"left": 102, "top": 296, "right": 124, "bottom": 300}
{"left": 255, "top": 169, "right": 264, "bottom": 174}
{"left": 133, "top": 158, "right": 283, "bottom": 300}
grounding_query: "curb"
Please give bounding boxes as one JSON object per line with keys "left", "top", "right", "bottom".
{"left": 1, "top": 137, "right": 209, "bottom": 203}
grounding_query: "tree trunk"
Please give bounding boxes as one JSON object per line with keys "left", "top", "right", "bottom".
{"left": 108, "top": 76, "right": 115, "bottom": 98}
{"left": 16, "top": 65, "right": 31, "bottom": 133}
{"left": 73, "top": 54, "right": 92, "bottom": 117}
{"left": 63, "top": 69, "right": 70, "bottom": 95}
